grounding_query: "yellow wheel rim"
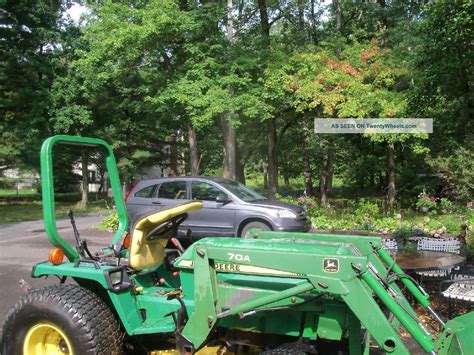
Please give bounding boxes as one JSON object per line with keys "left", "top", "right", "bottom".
{"left": 23, "top": 322, "right": 74, "bottom": 355}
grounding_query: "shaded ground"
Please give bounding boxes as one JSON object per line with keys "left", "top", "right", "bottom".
{"left": 410, "top": 281, "right": 472, "bottom": 336}
{"left": 0, "top": 214, "right": 112, "bottom": 327}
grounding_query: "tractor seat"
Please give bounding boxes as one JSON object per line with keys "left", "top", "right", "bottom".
{"left": 129, "top": 201, "right": 203, "bottom": 271}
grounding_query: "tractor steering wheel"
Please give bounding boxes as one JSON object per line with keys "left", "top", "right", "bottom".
{"left": 146, "top": 214, "right": 187, "bottom": 241}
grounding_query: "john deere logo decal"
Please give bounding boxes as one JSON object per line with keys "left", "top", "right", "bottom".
{"left": 323, "top": 258, "right": 339, "bottom": 273}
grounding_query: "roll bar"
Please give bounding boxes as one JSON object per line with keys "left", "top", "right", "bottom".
{"left": 40, "top": 135, "right": 128, "bottom": 261}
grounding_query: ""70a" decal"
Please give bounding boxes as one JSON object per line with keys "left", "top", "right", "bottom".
{"left": 227, "top": 253, "right": 251, "bottom": 263}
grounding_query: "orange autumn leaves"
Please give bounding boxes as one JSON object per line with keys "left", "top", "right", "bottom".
{"left": 286, "top": 41, "right": 405, "bottom": 118}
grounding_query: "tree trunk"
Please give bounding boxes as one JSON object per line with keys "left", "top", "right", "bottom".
{"left": 226, "top": 0, "right": 234, "bottom": 41}
{"left": 309, "top": 0, "right": 318, "bottom": 45}
{"left": 258, "top": 0, "right": 277, "bottom": 196}
{"left": 377, "top": 0, "right": 387, "bottom": 28}
{"left": 303, "top": 117, "right": 313, "bottom": 195}
{"left": 298, "top": 0, "right": 305, "bottom": 32}
{"left": 81, "top": 151, "right": 89, "bottom": 208}
{"left": 169, "top": 135, "right": 178, "bottom": 177}
{"left": 263, "top": 161, "right": 268, "bottom": 190}
{"left": 335, "top": 0, "right": 341, "bottom": 28}
{"left": 179, "top": 130, "right": 186, "bottom": 176}
{"left": 369, "top": 171, "right": 375, "bottom": 189}
{"left": 221, "top": 115, "right": 236, "bottom": 179}
{"left": 188, "top": 124, "right": 199, "bottom": 175}
{"left": 267, "top": 118, "right": 278, "bottom": 197}
{"left": 298, "top": 0, "right": 304, "bottom": 23}
{"left": 257, "top": 0, "right": 270, "bottom": 45}
{"left": 325, "top": 137, "right": 334, "bottom": 193}
{"left": 321, "top": 1, "right": 340, "bottom": 195}
{"left": 235, "top": 143, "right": 246, "bottom": 184}
{"left": 318, "top": 134, "right": 327, "bottom": 205}
{"left": 370, "top": 142, "right": 376, "bottom": 189}
{"left": 387, "top": 142, "right": 396, "bottom": 211}
{"left": 221, "top": 0, "right": 237, "bottom": 180}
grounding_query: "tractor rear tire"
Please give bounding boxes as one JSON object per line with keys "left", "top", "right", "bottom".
{"left": 1, "top": 284, "right": 122, "bottom": 355}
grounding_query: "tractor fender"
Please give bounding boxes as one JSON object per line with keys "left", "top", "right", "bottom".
{"left": 31, "top": 261, "right": 143, "bottom": 335}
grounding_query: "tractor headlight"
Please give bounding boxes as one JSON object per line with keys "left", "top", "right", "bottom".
{"left": 278, "top": 210, "right": 297, "bottom": 219}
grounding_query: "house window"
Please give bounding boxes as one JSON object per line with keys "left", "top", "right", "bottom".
{"left": 88, "top": 171, "right": 96, "bottom": 183}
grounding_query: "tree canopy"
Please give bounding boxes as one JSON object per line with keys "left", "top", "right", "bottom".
{"left": 1, "top": 0, "right": 472, "bottom": 206}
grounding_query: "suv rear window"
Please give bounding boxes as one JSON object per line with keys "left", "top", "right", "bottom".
{"left": 157, "top": 181, "right": 187, "bottom": 199}
{"left": 134, "top": 185, "right": 156, "bottom": 198}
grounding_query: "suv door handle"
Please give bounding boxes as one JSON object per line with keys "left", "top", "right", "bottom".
{"left": 151, "top": 201, "right": 162, "bottom": 205}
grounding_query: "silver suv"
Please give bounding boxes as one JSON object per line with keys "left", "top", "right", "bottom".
{"left": 125, "top": 177, "right": 310, "bottom": 239}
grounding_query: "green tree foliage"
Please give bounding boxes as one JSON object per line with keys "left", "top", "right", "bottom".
{"left": 407, "top": 1, "right": 473, "bottom": 153}
{"left": 430, "top": 147, "right": 474, "bottom": 203}
{"left": 0, "top": 0, "right": 65, "bottom": 168}
{"left": 1, "top": 0, "right": 471, "bottom": 208}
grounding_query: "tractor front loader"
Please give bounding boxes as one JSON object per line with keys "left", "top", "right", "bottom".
{"left": 1, "top": 135, "right": 473, "bottom": 355}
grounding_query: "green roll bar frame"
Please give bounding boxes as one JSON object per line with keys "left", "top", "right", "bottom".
{"left": 40, "top": 135, "right": 128, "bottom": 261}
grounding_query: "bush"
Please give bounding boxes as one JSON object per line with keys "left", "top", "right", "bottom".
{"left": 277, "top": 192, "right": 471, "bottom": 238}
{"left": 274, "top": 193, "right": 297, "bottom": 205}
{"left": 438, "top": 198, "right": 454, "bottom": 213}
{"left": 430, "top": 147, "right": 474, "bottom": 203}
{"left": 100, "top": 212, "right": 119, "bottom": 231}
{"left": 275, "top": 193, "right": 320, "bottom": 218}
{"left": 352, "top": 199, "right": 380, "bottom": 227}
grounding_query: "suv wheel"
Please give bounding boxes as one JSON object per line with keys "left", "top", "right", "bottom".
{"left": 241, "top": 221, "right": 271, "bottom": 238}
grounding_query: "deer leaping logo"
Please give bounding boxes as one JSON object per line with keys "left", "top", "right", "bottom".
{"left": 323, "top": 258, "right": 339, "bottom": 273}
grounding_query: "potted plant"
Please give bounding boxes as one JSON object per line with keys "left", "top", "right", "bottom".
{"left": 416, "top": 192, "right": 437, "bottom": 213}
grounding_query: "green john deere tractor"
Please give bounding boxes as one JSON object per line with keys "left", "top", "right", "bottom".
{"left": 1, "top": 135, "right": 473, "bottom": 355}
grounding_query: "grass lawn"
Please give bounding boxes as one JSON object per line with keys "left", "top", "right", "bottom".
{"left": 0, "top": 199, "right": 112, "bottom": 224}
{"left": 0, "top": 188, "right": 38, "bottom": 197}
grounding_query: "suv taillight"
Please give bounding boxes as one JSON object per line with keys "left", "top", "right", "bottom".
{"left": 124, "top": 182, "right": 138, "bottom": 203}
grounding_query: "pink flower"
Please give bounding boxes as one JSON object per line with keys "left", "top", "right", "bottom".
{"left": 430, "top": 196, "right": 436, "bottom": 201}
{"left": 421, "top": 193, "right": 426, "bottom": 198}
{"left": 309, "top": 203, "right": 315, "bottom": 208}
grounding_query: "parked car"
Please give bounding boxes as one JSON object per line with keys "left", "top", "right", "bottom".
{"left": 125, "top": 176, "right": 310, "bottom": 239}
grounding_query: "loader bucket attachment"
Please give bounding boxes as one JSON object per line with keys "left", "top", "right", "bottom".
{"left": 437, "top": 312, "right": 474, "bottom": 355}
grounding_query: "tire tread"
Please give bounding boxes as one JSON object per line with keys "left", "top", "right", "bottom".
{"left": 1, "top": 284, "right": 122, "bottom": 355}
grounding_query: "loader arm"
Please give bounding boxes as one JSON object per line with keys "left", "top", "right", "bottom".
{"left": 175, "top": 234, "right": 474, "bottom": 354}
